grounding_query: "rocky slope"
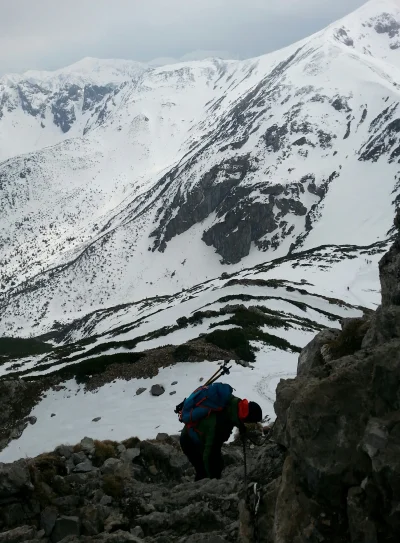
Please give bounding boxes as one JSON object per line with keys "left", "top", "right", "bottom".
{"left": 0, "top": 211, "right": 399, "bottom": 542}
{"left": 1, "top": 0, "right": 400, "bottom": 337}
{"left": 253, "top": 208, "right": 400, "bottom": 542}
{"left": 0, "top": 428, "right": 284, "bottom": 543}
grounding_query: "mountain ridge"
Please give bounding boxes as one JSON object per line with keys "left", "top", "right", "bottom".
{"left": 1, "top": 0, "right": 400, "bottom": 338}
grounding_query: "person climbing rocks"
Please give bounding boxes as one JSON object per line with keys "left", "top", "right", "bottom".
{"left": 179, "top": 382, "right": 262, "bottom": 481}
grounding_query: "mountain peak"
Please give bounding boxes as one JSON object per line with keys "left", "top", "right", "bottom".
{"left": 22, "top": 57, "right": 149, "bottom": 85}
{"left": 322, "top": 0, "right": 400, "bottom": 65}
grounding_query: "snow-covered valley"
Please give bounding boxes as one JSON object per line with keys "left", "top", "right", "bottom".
{"left": 0, "top": 0, "right": 400, "bottom": 461}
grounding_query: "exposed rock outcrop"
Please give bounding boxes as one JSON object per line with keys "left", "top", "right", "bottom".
{"left": 258, "top": 209, "right": 400, "bottom": 542}
{"left": 0, "top": 432, "right": 282, "bottom": 542}
{"left": 0, "top": 379, "right": 44, "bottom": 452}
{"left": 0, "top": 434, "right": 283, "bottom": 543}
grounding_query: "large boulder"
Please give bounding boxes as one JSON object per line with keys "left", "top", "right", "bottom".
{"left": 0, "top": 461, "right": 33, "bottom": 498}
{"left": 150, "top": 385, "right": 165, "bottom": 397}
{"left": 362, "top": 305, "right": 400, "bottom": 348}
{"left": 100, "top": 458, "right": 124, "bottom": 476}
{"left": 80, "top": 505, "right": 106, "bottom": 536}
{"left": 40, "top": 507, "right": 58, "bottom": 536}
{"left": 74, "top": 460, "right": 95, "bottom": 473}
{"left": 183, "top": 535, "right": 228, "bottom": 543}
{"left": 56, "top": 531, "right": 143, "bottom": 542}
{"left": 120, "top": 449, "right": 140, "bottom": 465}
{"left": 363, "top": 210, "right": 400, "bottom": 349}
{"left": 296, "top": 328, "right": 340, "bottom": 377}
{"left": 347, "top": 487, "right": 378, "bottom": 543}
{"left": 139, "top": 440, "right": 189, "bottom": 480}
{"left": 136, "top": 503, "right": 225, "bottom": 536}
{"left": 80, "top": 437, "right": 95, "bottom": 455}
{"left": 379, "top": 209, "right": 400, "bottom": 307}
{"left": 51, "top": 515, "right": 80, "bottom": 543}
{"left": 0, "top": 380, "right": 34, "bottom": 452}
{"left": 0, "top": 525, "right": 37, "bottom": 543}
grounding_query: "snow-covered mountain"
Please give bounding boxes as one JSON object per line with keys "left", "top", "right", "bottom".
{"left": 1, "top": 0, "right": 400, "bottom": 462}
{"left": 1, "top": 0, "right": 400, "bottom": 340}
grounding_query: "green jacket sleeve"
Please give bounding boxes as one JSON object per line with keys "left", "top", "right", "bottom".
{"left": 201, "top": 416, "right": 217, "bottom": 477}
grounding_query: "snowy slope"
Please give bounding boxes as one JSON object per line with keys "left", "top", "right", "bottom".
{"left": 1, "top": 239, "right": 385, "bottom": 462}
{"left": 0, "top": 238, "right": 386, "bottom": 462}
{"left": 0, "top": 239, "right": 386, "bottom": 380}
{"left": 0, "top": 354, "right": 294, "bottom": 463}
{"left": 1, "top": 0, "right": 400, "bottom": 339}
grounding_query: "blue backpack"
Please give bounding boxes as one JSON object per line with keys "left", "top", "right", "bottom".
{"left": 180, "top": 382, "right": 233, "bottom": 443}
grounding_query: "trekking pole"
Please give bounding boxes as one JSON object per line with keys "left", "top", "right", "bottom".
{"left": 204, "top": 365, "right": 225, "bottom": 386}
{"left": 174, "top": 360, "right": 231, "bottom": 415}
{"left": 204, "top": 360, "right": 232, "bottom": 386}
{"left": 242, "top": 433, "right": 248, "bottom": 491}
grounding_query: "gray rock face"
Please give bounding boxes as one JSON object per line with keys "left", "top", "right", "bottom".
{"left": 40, "top": 506, "right": 57, "bottom": 536}
{"left": 362, "top": 212, "right": 400, "bottom": 349}
{"left": 51, "top": 85, "right": 80, "bottom": 133}
{"left": 116, "top": 444, "right": 126, "bottom": 455}
{"left": 269, "top": 215, "right": 400, "bottom": 542}
{"left": 150, "top": 385, "right": 165, "bottom": 397}
{"left": 99, "top": 495, "right": 113, "bottom": 506}
{"left": 136, "top": 503, "right": 225, "bottom": 536}
{"left": 51, "top": 516, "right": 80, "bottom": 543}
{"left": 120, "top": 448, "right": 140, "bottom": 464}
{"left": 80, "top": 437, "right": 95, "bottom": 454}
{"left": 0, "top": 461, "right": 32, "bottom": 498}
{"left": 362, "top": 305, "right": 400, "bottom": 348}
{"left": 151, "top": 157, "right": 249, "bottom": 253}
{"left": 130, "top": 526, "right": 144, "bottom": 538}
{"left": 347, "top": 486, "right": 378, "bottom": 543}
{"left": 0, "top": 380, "right": 41, "bottom": 454}
{"left": 296, "top": 327, "right": 340, "bottom": 377}
{"left": 74, "top": 460, "right": 95, "bottom": 473}
{"left": 104, "top": 513, "right": 129, "bottom": 533}
{"left": 82, "top": 85, "right": 113, "bottom": 113}
{"left": 140, "top": 440, "right": 190, "bottom": 481}
{"left": 0, "top": 525, "right": 37, "bottom": 543}
{"left": 89, "top": 531, "right": 143, "bottom": 542}
{"left": 100, "top": 458, "right": 123, "bottom": 475}
{"left": 55, "top": 445, "right": 74, "bottom": 459}
{"left": 378, "top": 211, "right": 400, "bottom": 306}
{"left": 149, "top": 146, "right": 313, "bottom": 265}
{"left": 80, "top": 505, "right": 105, "bottom": 536}
{"left": 72, "top": 452, "right": 87, "bottom": 465}
{"left": 185, "top": 535, "right": 228, "bottom": 543}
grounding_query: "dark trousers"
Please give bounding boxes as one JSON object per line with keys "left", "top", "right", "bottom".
{"left": 180, "top": 430, "right": 224, "bottom": 481}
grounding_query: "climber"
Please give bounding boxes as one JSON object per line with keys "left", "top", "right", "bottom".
{"left": 179, "top": 383, "right": 262, "bottom": 481}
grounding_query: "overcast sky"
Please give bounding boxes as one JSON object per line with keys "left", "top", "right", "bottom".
{"left": 1, "top": 0, "right": 367, "bottom": 75}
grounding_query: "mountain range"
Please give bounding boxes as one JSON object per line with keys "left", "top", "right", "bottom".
{"left": 1, "top": 0, "right": 400, "bottom": 341}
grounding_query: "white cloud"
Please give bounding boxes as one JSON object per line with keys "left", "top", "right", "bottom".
{"left": 0, "top": 0, "right": 367, "bottom": 74}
